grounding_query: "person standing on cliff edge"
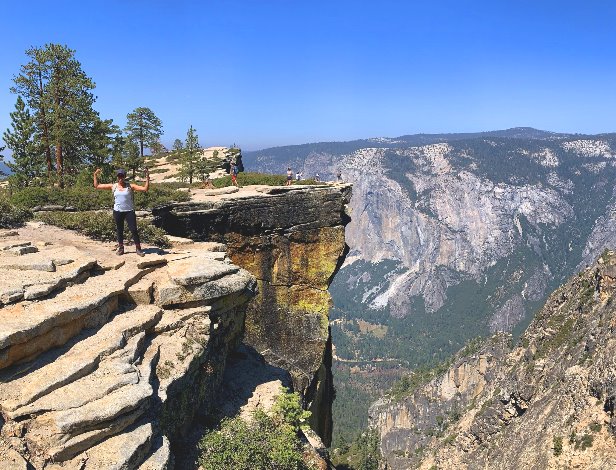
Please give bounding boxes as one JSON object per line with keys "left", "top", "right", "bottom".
{"left": 231, "top": 162, "right": 240, "bottom": 187}
{"left": 93, "top": 167, "right": 150, "bottom": 257}
{"left": 286, "top": 167, "right": 293, "bottom": 186}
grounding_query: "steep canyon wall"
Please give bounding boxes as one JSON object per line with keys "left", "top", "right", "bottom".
{"left": 153, "top": 184, "right": 352, "bottom": 445}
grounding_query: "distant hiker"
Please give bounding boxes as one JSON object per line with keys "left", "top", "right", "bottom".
{"left": 315, "top": 173, "right": 320, "bottom": 182}
{"left": 296, "top": 172, "right": 300, "bottom": 181}
{"left": 93, "top": 167, "right": 150, "bottom": 257}
{"left": 286, "top": 167, "right": 293, "bottom": 186}
{"left": 231, "top": 162, "right": 239, "bottom": 187}
{"left": 337, "top": 171, "right": 342, "bottom": 182}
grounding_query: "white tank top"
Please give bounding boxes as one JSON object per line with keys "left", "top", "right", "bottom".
{"left": 113, "top": 184, "right": 134, "bottom": 212}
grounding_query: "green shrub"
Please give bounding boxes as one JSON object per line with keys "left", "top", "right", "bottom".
{"left": 35, "top": 211, "right": 170, "bottom": 247}
{"left": 553, "top": 436, "right": 563, "bottom": 456}
{"left": 133, "top": 184, "right": 191, "bottom": 209}
{"left": 576, "top": 433, "right": 593, "bottom": 450}
{"left": 331, "top": 428, "right": 380, "bottom": 470}
{"left": 443, "top": 433, "right": 458, "bottom": 446}
{"left": 569, "top": 431, "right": 594, "bottom": 451}
{"left": 589, "top": 422, "right": 601, "bottom": 433}
{"left": 198, "top": 389, "right": 314, "bottom": 470}
{"left": 10, "top": 184, "right": 190, "bottom": 211}
{"left": 11, "top": 186, "right": 112, "bottom": 211}
{"left": 0, "top": 196, "right": 31, "bottom": 228}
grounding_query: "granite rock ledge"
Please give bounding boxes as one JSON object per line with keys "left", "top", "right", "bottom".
{"left": 0, "top": 226, "right": 256, "bottom": 469}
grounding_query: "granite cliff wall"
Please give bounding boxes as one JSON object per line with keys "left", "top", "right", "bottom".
{"left": 153, "top": 184, "right": 352, "bottom": 445}
{"left": 370, "top": 252, "right": 616, "bottom": 470}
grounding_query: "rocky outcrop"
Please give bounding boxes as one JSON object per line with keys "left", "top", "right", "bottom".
{"left": 371, "top": 251, "right": 616, "bottom": 469}
{"left": 153, "top": 184, "right": 352, "bottom": 445}
{"left": 0, "top": 226, "right": 256, "bottom": 469}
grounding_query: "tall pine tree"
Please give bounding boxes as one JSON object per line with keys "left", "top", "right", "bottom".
{"left": 3, "top": 96, "right": 43, "bottom": 187}
{"left": 11, "top": 44, "right": 98, "bottom": 187}
{"left": 125, "top": 107, "right": 163, "bottom": 159}
{"left": 84, "top": 117, "right": 118, "bottom": 170}
{"left": 122, "top": 140, "right": 143, "bottom": 179}
{"left": 179, "top": 125, "right": 201, "bottom": 184}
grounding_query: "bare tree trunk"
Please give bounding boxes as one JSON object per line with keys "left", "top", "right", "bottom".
{"left": 140, "top": 125, "right": 144, "bottom": 158}
{"left": 38, "top": 70, "right": 53, "bottom": 179}
{"left": 55, "top": 142, "right": 63, "bottom": 188}
{"left": 53, "top": 81, "right": 63, "bottom": 188}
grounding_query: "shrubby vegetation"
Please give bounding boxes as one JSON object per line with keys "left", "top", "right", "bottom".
{"left": 35, "top": 211, "right": 170, "bottom": 247}
{"left": 8, "top": 184, "right": 189, "bottom": 211}
{"left": 198, "top": 388, "right": 314, "bottom": 470}
{"left": 332, "top": 428, "right": 380, "bottom": 470}
{"left": 0, "top": 195, "right": 31, "bottom": 228}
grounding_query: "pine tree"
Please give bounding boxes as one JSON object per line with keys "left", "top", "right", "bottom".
{"left": 84, "top": 117, "right": 118, "bottom": 170}
{"left": 179, "top": 126, "right": 201, "bottom": 184}
{"left": 11, "top": 44, "right": 98, "bottom": 187}
{"left": 149, "top": 140, "right": 166, "bottom": 159}
{"left": 170, "top": 138, "right": 184, "bottom": 163}
{"left": 11, "top": 47, "right": 53, "bottom": 177}
{"left": 194, "top": 153, "right": 223, "bottom": 183}
{"left": 122, "top": 140, "right": 143, "bottom": 179}
{"left": 110, "top": 132, "right": 126, "bottom": 169}
{"left": 3, "top": 96, "right": 43, "bottom": 187}
{"left": 125, "top": 107, "right": 163, "bottom": 159}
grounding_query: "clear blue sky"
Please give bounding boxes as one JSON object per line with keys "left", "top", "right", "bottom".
{"left": 2, "top": 0, "right": 615, "bottom": 151}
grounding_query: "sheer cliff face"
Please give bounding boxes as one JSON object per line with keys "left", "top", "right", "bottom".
{"left": 247, "top": 133, "right": 616, "bottom": 336}
{"left": 371, "top": 252, "right": 616, "bottom": 470}
{"left": 153, "top": 184, "right": 352, "bottom": 445}
{"left": 341, "top": 145, "right": 572, "bottom": 319}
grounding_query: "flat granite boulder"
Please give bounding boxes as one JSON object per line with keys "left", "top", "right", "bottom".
{"left": 167, "top": 256, "right": 239, "bottom": 286}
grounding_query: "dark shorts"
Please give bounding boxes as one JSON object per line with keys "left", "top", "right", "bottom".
{"left": 287, "top": 175, "right": 292, "bottom": 181}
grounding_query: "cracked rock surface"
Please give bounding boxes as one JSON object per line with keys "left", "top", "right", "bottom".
{"left": 0, "top": 225, "right": 256, "bottom": 469}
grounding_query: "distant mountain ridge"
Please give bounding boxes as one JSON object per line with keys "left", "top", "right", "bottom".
{"left": 245, "top": 128, "right": 571, "bottom": 175}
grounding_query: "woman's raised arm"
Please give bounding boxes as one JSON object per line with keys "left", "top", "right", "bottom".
{"left": 93, "top": 168, "right": 113, "bottom": 190}
{"left": 131, "top": 168, "right": 150, "bottom": 192}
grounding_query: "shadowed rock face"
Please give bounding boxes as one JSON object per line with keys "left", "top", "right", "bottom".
{"left": 153, "top": 184, "right": 352, "bottom": 445}
{"left": 371, "top": 251, "right": 616, "bottom": 470}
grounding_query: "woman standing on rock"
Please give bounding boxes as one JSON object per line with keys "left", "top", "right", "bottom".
{"left": 93, "top": 168, "right": 149, "bottom": 257}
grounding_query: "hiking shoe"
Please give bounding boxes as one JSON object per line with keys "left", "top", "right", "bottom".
{"left": 135, "top": 249, "right": 145, "bottom": 257}
{"left": 116, "top": 246, "right": 125, "bottom": 256}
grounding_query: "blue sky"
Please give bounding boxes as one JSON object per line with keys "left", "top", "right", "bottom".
{"left": 2, "top": 0, "right": 615, "bottom": 151}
